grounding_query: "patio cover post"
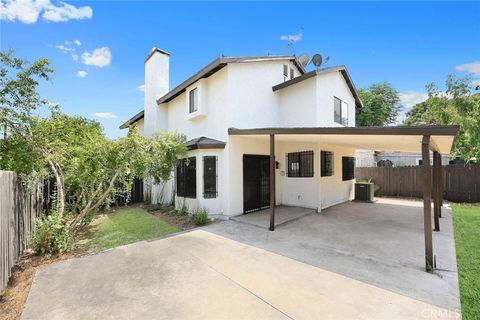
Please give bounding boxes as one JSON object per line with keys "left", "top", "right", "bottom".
{"left": 433, "top": 150, "right": 440, "bottom": 232}
{"left": 269, "top": 134, "right": 275, "bottom": 231}
{"left": 437, "top": 152, "right": 443, "bottom": 218}
{"left": 422, "top": 135, "right": 434, "bottom": 272}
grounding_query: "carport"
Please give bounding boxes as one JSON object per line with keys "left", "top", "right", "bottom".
{"left": 228, "top": 125, "right": 459, "bottom": 272}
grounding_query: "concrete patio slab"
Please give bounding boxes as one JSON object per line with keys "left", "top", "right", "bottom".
{"left": 205, "top": 198, "right": 461, "bottom": 312}
{"left": 22, "top": 229, "right": 458, "bottom": 320}
{"left": 230, "top": 206, "right": 315, "bottom": 229}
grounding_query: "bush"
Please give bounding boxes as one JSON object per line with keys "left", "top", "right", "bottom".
{"left": 33, "top": 212, "right": 73, "bottom": 255}
{"left": 192, "top": 208, "right": 208, "bottom": 226}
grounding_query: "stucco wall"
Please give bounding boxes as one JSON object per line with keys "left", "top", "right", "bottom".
{"left": 316, "top": 72, "right": 356, "bottom": 127}
{"left": 277, "top": 77, "right": 317, "bottom": 127}
{"left": 166, "top": 67, "right": 229, "bottom": 142}
{"left": 319, "top": 144, "right": 356, "bottom": 209}
{"left": 227, "top": 61, "right": 302, "bottom": 129}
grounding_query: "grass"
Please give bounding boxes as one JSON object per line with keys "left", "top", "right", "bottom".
{"left": 87, "top": 207, "right": 179, "bottom": 252}
{"left": 452, "top": 205, "right": 480, "bottom": 320}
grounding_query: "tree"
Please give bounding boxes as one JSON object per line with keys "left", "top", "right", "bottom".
{"left": 1, "top": 111, "right": 188, "bottom": 230}
{"left": 356, "top": 82, "right": 402, "bottom": 126}
{"left": 0, "top": 51, "right": 188, "bottom": 237}
{"left": 404, "top": 75, "right": 480, "bottom": 160}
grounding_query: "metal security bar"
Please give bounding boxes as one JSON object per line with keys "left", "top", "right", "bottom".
{"left": 203, "top": 156, "right": 218, "bottom": 198}
{"left": 176, "top": 157, "right": 196, "bottom": 198}
{"left": 286, "top": 150, "right": 314, "bottom": 177}
{"left": 342, "top": 156, "right": 355, "bottom": 181}
{"left": 321, "top": 151, "right": 334, "bottom": 177}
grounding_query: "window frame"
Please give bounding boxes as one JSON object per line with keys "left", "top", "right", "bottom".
{"left": 189, "top": 88, "right": 198, "bottom": 113}
{"left": 334, "top": 96, "right": 348, "bottom": 126}
{"left": 176, "top": 157, "right": 197, "bottom": 198}
{"left": 286, "top": 151, "right": 314, "bottom": 178}
{"left": 342, "top": 156, "right": 355, "bottom": 181}
{"left": 321, "top": 151, "right": 334, "bottom": 177}
{"left": 203, "top": 156, "right": 218, "bottom": 199}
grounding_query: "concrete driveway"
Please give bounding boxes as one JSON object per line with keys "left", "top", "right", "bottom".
{"left": 207, "top": 198, "right": 461, "bottom": 312}
{"left": 23, "top": 202, "right": 459, "bottom": 320}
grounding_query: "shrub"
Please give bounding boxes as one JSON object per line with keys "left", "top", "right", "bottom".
{"left": 192, "top": 208, "right": 208, "bottom": 226}
{"left": 33, "top": 212, "right": 73, "bottom": 255}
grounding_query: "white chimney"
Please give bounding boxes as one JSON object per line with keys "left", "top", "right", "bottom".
{"left": 144, "top": 47, "right": 170, "bottom": 136}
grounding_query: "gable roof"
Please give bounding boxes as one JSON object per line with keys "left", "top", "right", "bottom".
{"left": 271, "top": 65, "right": 364, "bottom": 109}
{"left": 120, "top": 55, "right": 304, "bottom": 129}
{"left": 186, "top": 136, "right": 226, "bottom": 150}
{"left": 156, "top": 55, "right": 305, "bottom": 105}
{"left": 120, "top": 110, "right": 144, "bottom": 129}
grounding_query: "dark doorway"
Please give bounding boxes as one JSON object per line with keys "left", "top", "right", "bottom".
{"left": 243, "top": 154, "right": 270, "bottom": 213}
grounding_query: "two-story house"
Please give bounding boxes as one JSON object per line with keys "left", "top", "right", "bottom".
{"left": 120, "top": 48, "right": 456, "bottom": 224}
{"left": 121, "top": 47, "right": 362, "bottom": 217}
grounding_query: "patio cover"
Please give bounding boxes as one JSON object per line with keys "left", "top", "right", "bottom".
{"left": 228, "top": 125, "right": 459, "bottom": 272}
{"left": 228, "top": 125, "right": 458, "bottom": 154}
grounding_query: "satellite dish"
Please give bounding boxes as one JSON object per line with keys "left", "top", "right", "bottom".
{"left": 298, "top": 53, "right": 310, "bottom": 68}
{"left": 312, "top": 54, "right": 323, "bottom": 68}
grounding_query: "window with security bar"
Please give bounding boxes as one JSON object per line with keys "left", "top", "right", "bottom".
{"left": 286, "top": 151, "right": 314, "bottom": 177}
{"left": 176, "top": 157, "right": 196, "bottom": 198}
{"left": 203, "top": 156, "right": 217, "bottom": 198}
{"left": 342, "top": 156, "right": 355, "bottom": 181}
{"left": 321, "top": 151, "right": 334, "bottom": 177}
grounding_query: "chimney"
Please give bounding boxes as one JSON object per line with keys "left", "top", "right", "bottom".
{"left": 144, "top": 47, "right": 170, "bottom": 136}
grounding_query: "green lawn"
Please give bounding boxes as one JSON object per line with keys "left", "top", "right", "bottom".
{"left": 452, "top": 205, "right": 480, "bottom": 320}
{"left": 87, "top": 207, "right": 179, "bottom": 252}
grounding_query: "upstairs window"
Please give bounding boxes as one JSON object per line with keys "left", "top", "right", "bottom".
{"left": 189, "top": 88, "right": 198, "bottom": 113}
{"left": 176, "top": 157, "right": 196, "bottom": 198}
{"left": 203, "top": 156, "right": 218, "bottom": 199}
{"left": 342, "top": 156, "right": 355, "bottom": 181}
{"left": 334, "top": 97, "right": 348, "bottom": 126}
{"left": 286, "top": 151, "right": 314, "bottom": 177}
{"left": 283, "top": 64, "right": 288, "bottom": 81}
{"left": 290, "top": 67, "right": 294, "bottom": 80}
{"left": 321, "top": 151, "right": 334, "bottom": 177}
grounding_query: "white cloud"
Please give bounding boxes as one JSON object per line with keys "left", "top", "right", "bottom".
{"left": 71, "top": 53, "right": 79, "bottom": 62}
{"left": 82, "top": 47, "right": 112, "bottom": 68}
{"left": 74, "top": 39, "right": 81, "bottom": 46}
{"left": 137, "top": 84, "right": 145, "bottom": 92}
{"left": 0, "top": 0, "right": 92, "bottom": 24}
{"left": 92, "top": 112, "right": 117, "bottom": 119}
{"left": 455, "top": 61, "right": 480, "bottom": 76}
{"left": 55, "top": 44, "right": 74, "bottom": 53}
{"left": 396, "top": 91, "right": 429, "bottom": 123}
{"left": 76, "top": 70, "right": 87, "bottom": 78}
{"left": 280, "top": 32, "right": 303, "bottom": 43}
{"left": 399, "top": 91, "right": 428, "bottom": 109}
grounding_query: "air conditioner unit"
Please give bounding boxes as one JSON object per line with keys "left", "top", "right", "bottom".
{"left": 355, "top": 182, "right": 374, "bottom": 202}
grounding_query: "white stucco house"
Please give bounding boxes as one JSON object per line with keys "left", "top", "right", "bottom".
{"left": 121, "top": 47, "right": 363, "bottom": 216}
{"left": 121, "top": 47, "right": 458, "bottom": 271}
{"left": 121, "top": 47, "right": 456, "bottom": 219}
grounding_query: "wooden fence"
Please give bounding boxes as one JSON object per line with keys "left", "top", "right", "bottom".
{"left": 357, "top": 164, "right": 480, "bottom": 203}
{"left": 0, "top": 171, "right": 44, "bottom": 292}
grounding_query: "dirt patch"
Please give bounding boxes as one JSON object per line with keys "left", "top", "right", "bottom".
{"left": 0, "top": 252, "right": 80, "bottom": 320}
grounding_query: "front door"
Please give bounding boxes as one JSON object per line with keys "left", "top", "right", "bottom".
{"left": 243, "top": 154, "right": 270, "bottom": 213}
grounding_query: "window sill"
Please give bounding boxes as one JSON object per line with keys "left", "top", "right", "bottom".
{"left": 187, "top": 111, "right": 206, "bottom": 121}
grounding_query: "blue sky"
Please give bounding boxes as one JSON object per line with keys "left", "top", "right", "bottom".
{"left": 1, "top": 1, "right": 479, "bottom": 138}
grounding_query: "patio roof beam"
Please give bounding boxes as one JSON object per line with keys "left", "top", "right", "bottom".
{"left": 228, "top": 125, "right": 459, "bottom": 137}
{"left": 269, "top": 134, "right": 275, "bottom": 231}
{"left": 422, "top": 135, "right": 434, "bottom": 272}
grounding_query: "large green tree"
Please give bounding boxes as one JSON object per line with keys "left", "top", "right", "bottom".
{"left": 404, "top": 75, "right": 480, "bottom": 160}
{"left": 0, "top": 51, "right": 188, "bottom": 234}
{"left": 356, "top": 82, "right": 402, "bottom": 126}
